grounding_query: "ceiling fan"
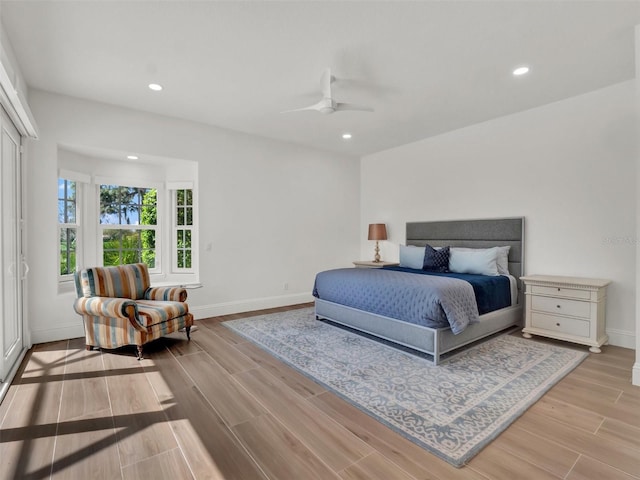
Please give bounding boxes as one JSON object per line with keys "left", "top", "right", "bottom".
{"left": 282, "top": 68, "right": 374, "bottom": 115}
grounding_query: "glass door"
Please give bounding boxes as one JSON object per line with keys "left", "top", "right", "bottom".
{"left": 0, "top": 106, "right": 24, "bottom": 383}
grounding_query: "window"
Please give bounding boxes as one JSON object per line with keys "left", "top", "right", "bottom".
{"left": 58, "top": 178, "right": 77, "bottom": 278}
{"left": 175, "top": 189, "right": 193, "bottom": 270}
{"left": 57, "top": 154, "right": 198, "bottom": 288}
{"left": 99, "top": 184, "right": 158, "bottom": 269}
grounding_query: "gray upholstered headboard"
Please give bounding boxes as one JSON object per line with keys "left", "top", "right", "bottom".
{"left": 406, "top": 217, "right": 525, "bottom": 281}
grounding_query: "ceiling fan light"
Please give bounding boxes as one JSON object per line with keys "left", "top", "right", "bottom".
{"left": 513, "top": 66, "right": 530, "bottom": 76}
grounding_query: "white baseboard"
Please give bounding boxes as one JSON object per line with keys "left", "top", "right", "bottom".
{"left": 606, "top": 328, "right": 636, "bottom": 349}
{"left": 31, "top": 324, "right": 84, "bottom": 345}
{"left": 633, "top": 362, "right": 640, "bottom": 386}
{"left": 32, "top": 300, "right": 633, "bottom": 353}
{"left": 191, "top": 292, "right": 314, "bottom": 320}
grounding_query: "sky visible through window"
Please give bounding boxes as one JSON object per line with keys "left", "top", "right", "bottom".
{"left": 99, "top": 185, "right": 156, "bottom": 226}
{"left": 57, "top": 178, "right": 76, "bottom": 223}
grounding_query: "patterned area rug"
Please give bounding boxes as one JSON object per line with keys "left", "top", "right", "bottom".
{"left": 223, "top": 307, "right": 587, "bottom": 467}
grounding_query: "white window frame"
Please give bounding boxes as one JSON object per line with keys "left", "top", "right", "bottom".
{"left": 95, "top": 177, "right": 162, "bottom": 275}
{"left": 169, "top": 182, "right": 196, "bottom": 274}
{"left": 58, "top": 170, "right": 89, "bottom": 283}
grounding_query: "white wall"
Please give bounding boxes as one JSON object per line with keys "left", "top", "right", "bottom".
{"left": 26, "top": 90, "right": 360, "bottom": 343}
{"left": 362, "top": 80, "right": 638, "bottom": 349}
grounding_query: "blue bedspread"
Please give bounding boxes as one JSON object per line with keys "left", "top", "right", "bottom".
{"left": 383, "top": 266, "right": 512, "bottom": 315}
{"left": 312, "top": 267, "right": 511, "bottom": 334}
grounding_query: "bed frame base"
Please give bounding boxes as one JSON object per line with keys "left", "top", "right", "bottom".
{"left": 314, "top": 298, "right": 522, "bottom": 365}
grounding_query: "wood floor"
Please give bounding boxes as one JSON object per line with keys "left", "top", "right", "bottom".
{"left": 1, "top": 303, "right": 639, "bottom": 480}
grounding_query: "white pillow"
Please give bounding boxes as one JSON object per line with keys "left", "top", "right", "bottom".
{"left": 495, "top": 246, "right": 511, "bottom": 275}
{"left": 399, "top": 245, "right": 425, "bottom": 270}
{"left": 451, "top": 246, "right": 511, "bottom": 275}
{"left": 449, "top": 247, "right": 500, "bottom": 276}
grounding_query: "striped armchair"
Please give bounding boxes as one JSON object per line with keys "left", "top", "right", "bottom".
{"left": 73, "top": 263, "right": 193, "bottom": 359}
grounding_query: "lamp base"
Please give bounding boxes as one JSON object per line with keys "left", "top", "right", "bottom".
{"left": 373, "top": 241, "right": 381, "bottom": 263}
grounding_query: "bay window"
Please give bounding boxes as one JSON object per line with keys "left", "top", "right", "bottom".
{"left": 58, "top": 172, "right": 197, "bottom": 287}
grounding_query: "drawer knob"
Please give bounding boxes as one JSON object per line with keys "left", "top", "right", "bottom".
{"left": 556, "top": 323, "right": 560, "bottom": 327}
{"left": 557, "top": 288, "right": 561, "bottom": 292}
{"left": 556, "top": 305, "right": 561, "bottom": 309}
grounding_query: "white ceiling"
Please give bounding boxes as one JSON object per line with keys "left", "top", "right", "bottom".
{"left": 2, "top": 1, "right": 640, "bottom": 157}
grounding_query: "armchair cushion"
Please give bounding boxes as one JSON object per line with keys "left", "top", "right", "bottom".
{"left": 136, "top": 300, "right": 190, "bottom": 327}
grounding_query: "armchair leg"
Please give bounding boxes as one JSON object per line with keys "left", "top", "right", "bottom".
{"left": 136, "top": 345, "right": 144, "bottom": 360}
{"left": 185, "top": 326, "right": 191, "bottom": 341}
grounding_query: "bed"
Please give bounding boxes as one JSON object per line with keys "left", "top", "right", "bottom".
{"left": 313, "top": 217, "right": 525, "bottom": 364}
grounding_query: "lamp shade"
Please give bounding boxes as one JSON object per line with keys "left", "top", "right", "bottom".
{"left": 368, "top": 223, "right": 388, "bottom": 241}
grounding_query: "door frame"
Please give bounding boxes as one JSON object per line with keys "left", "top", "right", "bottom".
{"left": 0, "top": 106, "right": 28, "bottom": 402}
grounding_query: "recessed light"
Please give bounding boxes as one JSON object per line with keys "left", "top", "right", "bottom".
{"left": 513, "top": 66, "right": 530, "bottom": 76}
{"left": 127, "top": 155, "right": 139, "bottom": 160}
{"left": 342, "top": 133, "right": 352, "bottom": 140}
{"left": 148, "top": 83, "right": 163, "bottom": 91}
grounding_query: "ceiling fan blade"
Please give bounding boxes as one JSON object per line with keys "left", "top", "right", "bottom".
{"left": 280, "top": 99, "right": 325, "bottom": 114}
{"left": 320, "top": 68, "right": 333, "bottom": 99}
{"left": 334, "top": 102, "right": 374, "bottom": 113}
{"left": 281, "top": 97, "right": 339, "bottom": 114}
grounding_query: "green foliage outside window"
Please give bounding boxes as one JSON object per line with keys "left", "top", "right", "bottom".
{"left": 102, "top": 229, "right": 155, "bottom": 267}
{"left": 141, "top": 189, "right": 157, "bottom": 267}
{"left": 177, "top": 229, "right": 192, "bottom": 268}
{"left": 59, "top": 228, "right": 76, "bottom": 275}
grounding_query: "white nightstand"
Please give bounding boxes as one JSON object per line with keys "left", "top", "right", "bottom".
{"left": 521, "top": 275, "right": 610, "bottom": 353}
{"left": 352, "top": 261, "right": 399, "bottom": 269}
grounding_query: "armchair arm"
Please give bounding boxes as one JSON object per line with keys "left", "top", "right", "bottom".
{"left": 144, "top": 286, "right": 188, "bottom": 302}
{"left": 74, "top": 296, "right": 137, "bottom": 318}
{"left": 73, "top": 296, "right": 145, "bottom": 331}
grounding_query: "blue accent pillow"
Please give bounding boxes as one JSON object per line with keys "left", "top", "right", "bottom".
{"left": 423, "top": 245, "right": 449, "bottom": 272}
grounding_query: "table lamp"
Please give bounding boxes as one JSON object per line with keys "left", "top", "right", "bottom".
{"left": 368, "top": 223, "right": 387, "bottom": 263}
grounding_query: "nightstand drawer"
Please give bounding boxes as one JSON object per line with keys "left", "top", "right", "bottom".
{"left": 531, "top": 312, "right": 590, "bottom": 338}
{"left": 531, "top": 285, "right": 591, "bottom": 300}
{"left": 531, "top": 295, "right": 591, "bottom": 318}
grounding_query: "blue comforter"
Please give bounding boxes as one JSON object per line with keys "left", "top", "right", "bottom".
{"left": 312, "top": 267, "right": 511, "bottom": 334}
